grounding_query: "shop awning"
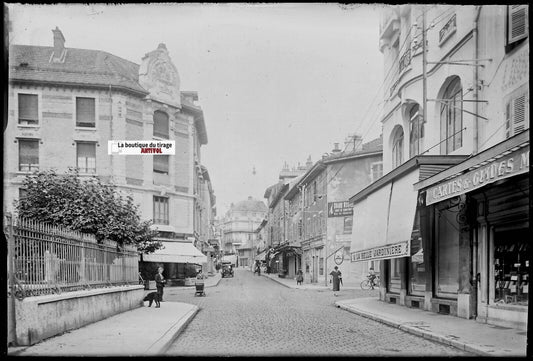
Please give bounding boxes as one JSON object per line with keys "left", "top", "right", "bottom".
{"left": 142, "top": 241, "right": 207, "bottom": 264}
{"left": 350, "top": 168, "right": 419, "bottom": 262}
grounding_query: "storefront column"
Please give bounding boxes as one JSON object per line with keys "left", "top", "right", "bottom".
{"left": 379, "top": 260, "right": 387, "bottom": 301}
{"left": 457, "top": 214, "right": 473, "bottom": 319}
{"left": 399, "top": 257, "right": 408, "bottom": 306}
{"left": 422, "top": 204, "right": 434, "bottom": 311}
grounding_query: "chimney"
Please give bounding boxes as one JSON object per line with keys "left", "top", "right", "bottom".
{"left": 51, "top": 27, "right": 66, "bottom": 63}
{"left": 332, "top": 143, "right": 341, "bottom": 153}
{"left": 306, "top": 156, "right": 313, "bottom": 168}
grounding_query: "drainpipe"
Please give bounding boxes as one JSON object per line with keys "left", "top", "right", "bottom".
{"left": 472, "top": 6, "right": 482, "bottom": 155}
{"left": 108, "top": 85, "right": 113, "bottom": 175}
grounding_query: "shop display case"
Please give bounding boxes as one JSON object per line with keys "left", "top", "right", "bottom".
{"left": 494, "top": 240, "right": 528, "bottom": 305}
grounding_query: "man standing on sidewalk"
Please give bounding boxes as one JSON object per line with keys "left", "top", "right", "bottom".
{"left": 155, "top": 266, "right": 166, "bottom": 303}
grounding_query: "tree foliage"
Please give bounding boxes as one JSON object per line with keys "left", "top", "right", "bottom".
{"left": 15, "top": 169, "right": 162, "bottom": 253}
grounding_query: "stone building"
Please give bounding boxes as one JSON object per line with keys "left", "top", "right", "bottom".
{"left": 6, "top": 27, "right": 215, "bottom": 284}
{"left": 284, "top": 135, "right": 383, "bottom": 285}
{"left": 350, "top": 5, "right": 528, "bottom": 330}
{"left": 220, "top": 197, "right": 267, "bottom": 267}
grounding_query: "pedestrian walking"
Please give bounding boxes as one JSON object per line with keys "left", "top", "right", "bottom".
{"left": 296, "top": 269, "right": 304, "bottom": 285}
{"left": 155, "top": 266, "right": 166, "bottom": 303}
{"left": 329, "top": 266, "right": 342, "bottom": 296}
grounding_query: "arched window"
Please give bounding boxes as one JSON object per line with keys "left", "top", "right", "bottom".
{"left": 153, "top": 110, "right": 169, "bottom": 139}
{"left": 409, "top": 103, "right": 424, "bottom": 158}
{"left": 392, "top": 126, "right": 404, "bottom": 169}
{"left": 440, "top": 78, "right": 462, "bottom": 154}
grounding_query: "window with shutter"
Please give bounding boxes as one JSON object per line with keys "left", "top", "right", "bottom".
{"left": 153, "top": 111, "right": 169, "bottom": 139}
{"left": 76, "top": 97, "right": 96, "bottom": 127}
{"left": 371, "top": 162, "right": 384, "bottom": 182}
{"left": 506, "top": 91, "right": 529, "bottom": 138}
{"left": 18, "top": 94, "right": 39, "bottom": 125}
{"left": 153, "top": 155, "right": 169, "bottom": 174}
{"left": 153, "top": 196, "right": 169, "bottom": 225}
{"left": 76, "top": 142, "right": 96, "bottom": 173}
{"left": 19, "top": 139, "right": 39, "bottom": 172}
{"left": 508, "top": 5, "right": 528, "bottom": 44}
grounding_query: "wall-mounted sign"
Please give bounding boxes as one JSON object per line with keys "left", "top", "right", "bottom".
{"left": 334, "top": 250, "right": 344, "bottom": 265}
{"left": 328, "top": 201, "right": 353, "bottom": 217}
{"left": 351, "top": 241, "right": 410, "bottom": 262}
{"left": 425, "top": 146, "right": 529, "bottom": 206}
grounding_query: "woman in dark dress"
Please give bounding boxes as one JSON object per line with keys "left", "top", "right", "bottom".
{"left": 329, "top": 266, "right": 342, "bottom": 296}
{"left": 155, "top": 266, "right": 166, "bottom": 303}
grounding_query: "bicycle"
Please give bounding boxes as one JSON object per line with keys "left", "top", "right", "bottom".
{"left": 360, "top": 275, "right": 380, "bottom": 290}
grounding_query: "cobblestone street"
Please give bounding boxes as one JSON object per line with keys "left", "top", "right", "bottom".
{"left": 165, "top": 269, "right": 470, "bottom": 356}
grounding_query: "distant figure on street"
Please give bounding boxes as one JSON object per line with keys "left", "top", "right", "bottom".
{"left": 155, "top": 266, "right": 166, "bottom": 303}
{"left": 196, "top": 270, "right": 205, "bottom": 283}
{"left": 329, "top": 266, "right": 342, "bottom": 296}
{"left": 368, "top": 267, "right": 377, "bottom": 289}
{"left": 296, "top": 269, "right": 304, "bottom": 285}
{"left": 254, "top": 260, "right": 261, "bottom": 275}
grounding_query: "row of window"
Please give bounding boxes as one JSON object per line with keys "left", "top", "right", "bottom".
{"left": 17, "top": 139, "right": 171, "bottom": 175}
{"left": 17, "top": 94, "right": 174, "bottom": 139}
{"left": 391, "top": 77, "right": 529, "bottom": 169}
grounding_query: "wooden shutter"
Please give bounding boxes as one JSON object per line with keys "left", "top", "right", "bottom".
{"left": 76, "top": 98, "right": 95, "bottom": 127}
{"left": 19, "top": 140, "right": 39, "bottom": 171}
{"left": 153, "top": 155, "right": 169, "bottom": 174}
{"left": 512, "top": 93, "right": 528, "bottom": 135}
{"left": 18, "top": 94, "right": 38, "bottom": 124}
{"left": 77, "top": 143, "right": 96, "bottom": 173}
{"left": 153, "top": 111, "right": 169, "bottom": 139}
{"left": 508, "top": 5, "right": 528, "bottom": 44}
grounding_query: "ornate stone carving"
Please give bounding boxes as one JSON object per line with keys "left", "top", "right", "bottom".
{"left": 138, "top": 43, "right": 181, "bottom": 108}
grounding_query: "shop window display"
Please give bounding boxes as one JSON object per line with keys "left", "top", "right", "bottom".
{"left": 494, "top": 229, "right": 529, "bottom": 306}
{"left": 435, "top": 205, "right": 460, "bottom": 298}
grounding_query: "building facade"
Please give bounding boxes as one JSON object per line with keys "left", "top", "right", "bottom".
{"left": 220, "top": 197, "right": 267, "bottom": 267}
{"left": 350, "top": 5, "right": 528, "bottom": 330}
{"left": 284, "top": 136, "right": 383, "bottom": 285}
{"left": 6, "top": 28, "right": 215, "bottom": 284}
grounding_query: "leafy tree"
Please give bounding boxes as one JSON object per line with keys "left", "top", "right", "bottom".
{"left": 15, "top": 168, "right": 162, "bottom": 253}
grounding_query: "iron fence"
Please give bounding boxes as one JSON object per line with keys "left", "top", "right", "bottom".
{"left": 7, "top": 216, "right": 139, "bottom": 299}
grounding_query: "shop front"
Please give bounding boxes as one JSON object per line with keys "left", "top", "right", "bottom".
{"left": 350, "top": 156, "right": 468, "bottom": 307}
{"left": 415, "top": 131, "right": 529, "bottom": 330}
{"left": 140, "top": 240, "right": 208, "bottom": 286}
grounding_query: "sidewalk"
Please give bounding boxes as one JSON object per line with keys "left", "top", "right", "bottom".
{"left": 260, "top": 270, "right": 527, "bottom": 356}
{"left": 335, "top": 297, "right": 527, "bottom": 357}
{"left": 8, "top": 273, "right": 221, "bottom": 356}
{"left": 260, "top": 271, "right": 361, "bottom": 290}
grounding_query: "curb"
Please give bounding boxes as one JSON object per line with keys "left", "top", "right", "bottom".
{"left": 335, "top": 302, "right": 489, "bottom": 356}
{"left": 145, "top": 304, "right": 200, "bottom": 355}
{"left": 260, "top": 274, "right": 291, "bottom": 288}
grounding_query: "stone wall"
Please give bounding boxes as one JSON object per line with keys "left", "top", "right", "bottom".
{"left": 14, "top": 285, "right": 144, "bottom": 346}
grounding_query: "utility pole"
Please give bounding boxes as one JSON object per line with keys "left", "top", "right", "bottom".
{"left": 422, "top": 6, "right": 428, "bottom": 152}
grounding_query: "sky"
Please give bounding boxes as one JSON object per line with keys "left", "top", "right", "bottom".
{"left": 7, "top": 3, "right": 386, "bottom": 216}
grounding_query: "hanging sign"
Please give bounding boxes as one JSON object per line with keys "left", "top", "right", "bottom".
{"left": 334, "top": 250, "right": 344, "bottom": 265}
{"left": 328, "top": 201, "right": 353, "bottom": 217}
